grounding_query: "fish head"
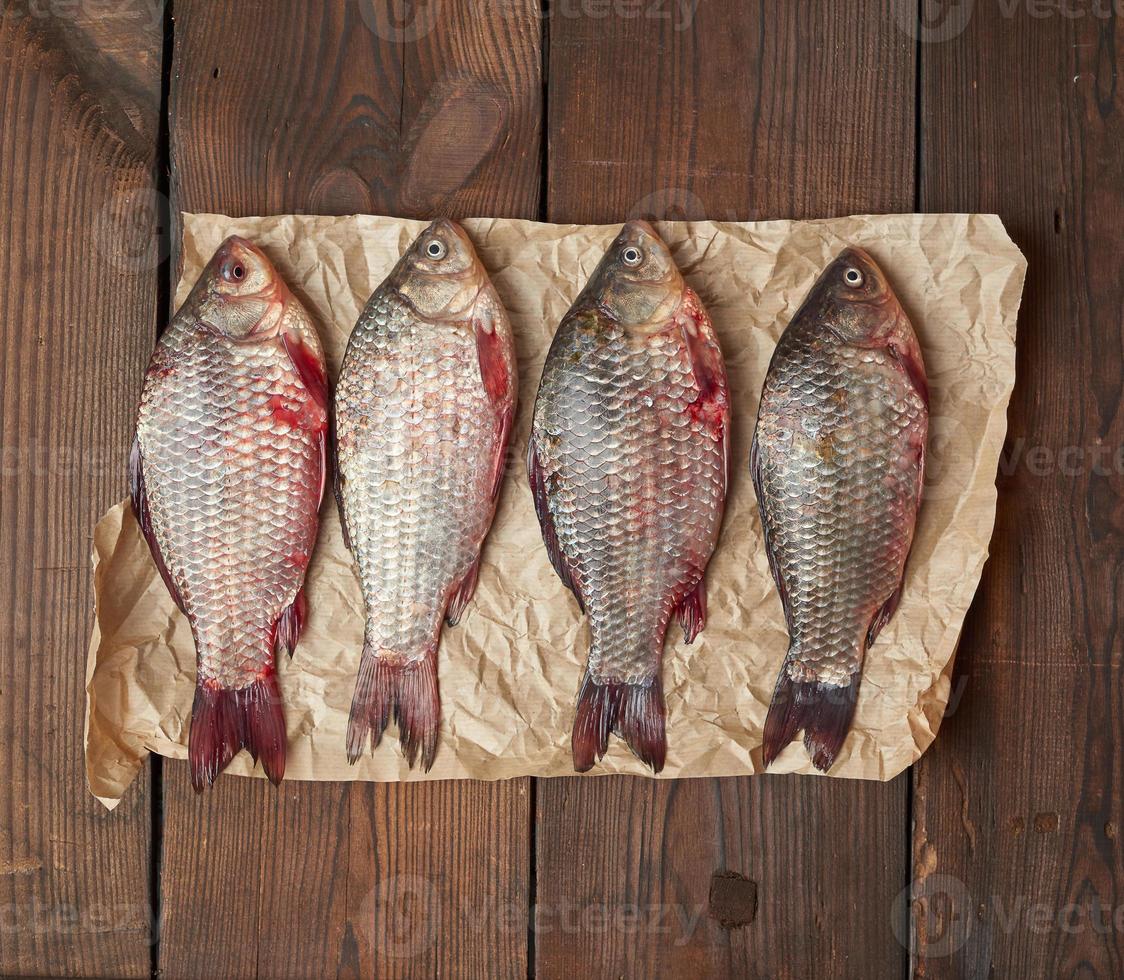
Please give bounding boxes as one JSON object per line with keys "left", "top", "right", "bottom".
{"left": 809, "top": 246, "right": 908, "bottom": 347}
{"left": 190, "top": 236, "right": 291, "bottom": 340}
{"left": 583, "top": 220, "right": 684, "bottom": 330}
{"left": 392, "top": 218, "right": 488, "bottom": 321}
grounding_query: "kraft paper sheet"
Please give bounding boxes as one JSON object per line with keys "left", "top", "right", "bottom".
{"left": 84, "top": 211, "right": 1024, "bottom": 808}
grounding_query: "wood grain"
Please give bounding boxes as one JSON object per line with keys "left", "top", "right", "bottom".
{"left": 536, "top": 2, "right": 914, "bottom": 976}
{"left": 10, "top": 1, "right": 1124, "bottom": 975}
{"left": 159, "top": 2, "right": 541, "bottom": 977}
{"left": 546, "top": 0, "right": 913, "bottom": 224}
{"left": 912, "top": 4, "right": 1124, "bottom": 976}
{"left": 0, "top": 2, "right": 161, "bottom": 976}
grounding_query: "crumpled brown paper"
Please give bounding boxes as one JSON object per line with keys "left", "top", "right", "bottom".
{"left": 84, "top": 212, "right": 1024, "bottom": 808}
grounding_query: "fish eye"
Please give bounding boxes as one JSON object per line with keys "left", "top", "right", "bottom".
{"left": 621, "top": 246, "right": 643, "bottom": 267}
{"left": 425, "top": 239, "right": 447, "bottom": 260}
{"left": 223, "top": 261, "right": 246, "bottom": 283}
{"left": 843, "top": 267, "right": 864, "bottom": 288}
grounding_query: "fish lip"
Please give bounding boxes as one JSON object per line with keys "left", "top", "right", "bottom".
{"left": 425, "top": 215, "right": 465, "bottom": 240}
{"left": 621, "top": 217, "right": 658, "bottom": 239}
{"left": 213, "top": 236, "right": 292, "bottom": 339}
{"left": 836, "top": 244, "right": 875, "bottom": 266}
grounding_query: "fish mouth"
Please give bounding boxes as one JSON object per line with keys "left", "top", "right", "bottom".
{"left": 425, "top": 216, "right": 466, "bottom": 241}
{"left": 217, "top": 236, "right": 292, "bottom": 338}
{"left": 621, "top": 217, "right": 657, "bottom": 238}
{"left": 837, "top": 244, "right": 876, "bottom": 266}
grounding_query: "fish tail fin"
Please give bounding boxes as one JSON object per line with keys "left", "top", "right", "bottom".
{"left": 346, "top": 646, "right": 440, "bottom": 771}
{"left": 189, "top": 674, "right": 286, "bottom": 791}
{"left": 762, "top": 667, "right": 861, "bottom": 773}
{"left": 572, "top": 672, "right": 666, "bottom": 774}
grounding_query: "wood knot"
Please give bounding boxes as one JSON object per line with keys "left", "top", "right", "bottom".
{"left": 401, "top": 77, "right": 507, "bottom": 209}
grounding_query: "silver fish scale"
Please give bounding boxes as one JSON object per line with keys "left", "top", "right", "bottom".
{"left": 137, "top": 325, "right": 322, "bottom": 689}
{"left": 755, "top": 333, "right": 926, "bottom": 687}
{"left": 535, "top": 313, "right": 726, "bottom": 686}
{"left": 335, "top": 290, "right": 498, "bottom": 663}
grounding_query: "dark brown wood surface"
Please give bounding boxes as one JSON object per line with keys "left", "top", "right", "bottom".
{"left": 0, "top": 3, "right": 161, "bottom": 977}
{"left": 3, "top": 0, "right": 1122, "bottom": 977}
{"left": 536, "top": 3, "right": 913, "bottom": 976}
{"left": 158, "top": 3, "right": 540, "bottom": 979}
{"left": 912, "top": 3, "right": 1124, "bottom": 977}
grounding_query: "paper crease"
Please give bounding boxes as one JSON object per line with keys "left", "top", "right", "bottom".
{"left": 84, "top": 211, "right": 1023, "bottom": 809}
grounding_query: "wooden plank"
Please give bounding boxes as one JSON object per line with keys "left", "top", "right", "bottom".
{"left": 536, "top": 2, "right": 914, "bottom": 976}
{"left": 158, "top": 2, "right": 541, "bottom": 977}
{"left": 912, "top": 6, "right": 1124, "bottom": 976}
{"left": 0, "top": 3, "right": 162, "bottom": 977}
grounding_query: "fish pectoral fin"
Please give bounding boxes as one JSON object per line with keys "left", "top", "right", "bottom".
{"left": 346, "top": 649, "right": 440, "bottom": 772}
{"left": 445, "top": 555, "right": 482, "bottom": 627}
{"left": 527, "top": 437, "right": 585, "bottom": 613}
{"left": 189, "top": 675, "right": 286, "bottom": 791}
{"left": 675, "top": 576, "right": 707, "bottom": 644}
{"left": 488, "top": 404, "right": 514, "bottom": 503}
{"left": 474, "top": 308, "right": 513, "bottom": 406}
{"left": 761, "top": 666, "right": 861, "bottom": 773}
{"left": 273, "top": 588, "right": 308, "bottom": 659}
{"left": 572, "top": 672, "right": 666, "bottom": 774}
{"left": 281, "top": 330, "right": 329, "bottom": 411}
{"left": 129, "top": 436, "right": 186, "bottom": 614}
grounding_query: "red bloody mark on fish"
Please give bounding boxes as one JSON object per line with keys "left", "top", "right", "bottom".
{"left": 678, "top": 289, "right": 730, "bottom": 455}
{"left": 475, "top": 314, "right": 511, "bottom": 405}
{"left": 687, "top": 395, "right": 729, "bottom": 442}
{"left": 266, "top": 393, "right": 327, "bottom": 434}
{"left": 285, "top": 548, "right": 310, "bottom": 568}
{"left": 267, "top": 395, "right": 304, "bottom": 429}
